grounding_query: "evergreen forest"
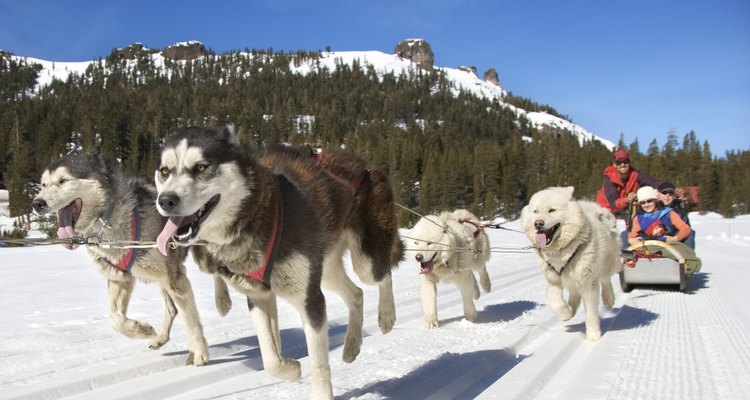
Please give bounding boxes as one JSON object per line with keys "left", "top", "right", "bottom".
{"left": 1, "top": 48, "right": 748, "bottom": 228}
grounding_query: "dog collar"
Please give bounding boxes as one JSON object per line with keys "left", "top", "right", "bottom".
{"left": 247, "top": 178, "right": 283, "bottom": 284}
{"left": 102, "top": 210, "right": 140, "bottom": 272}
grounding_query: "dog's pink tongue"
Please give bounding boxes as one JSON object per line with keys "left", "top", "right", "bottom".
{"left": 157, "top": 217, "right": 185, "bottom": 256}
{"left": 419, "top": 260, "right": 434, "bottom": 275}
{"left": 57, "top": 205, "right": 77, "bottom": 250}
{"left": 535, "top": 232, "right": 548, "bottom": 248}
{"left": 56, "top": 226, "right": 77, "bottom": 250}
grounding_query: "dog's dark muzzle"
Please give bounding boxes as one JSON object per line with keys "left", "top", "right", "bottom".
{"left": 31, "top": 198, "right": 49, "bottom": 215}
{"left": 158, "top": 192, "right": 181, "bottom": 214}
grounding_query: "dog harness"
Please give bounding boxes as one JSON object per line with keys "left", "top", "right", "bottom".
{"left": 535, "top": 242, "right": 584, "bottom": 275}
{"left": 459, "top": 219, "right": 484, "bottom": 238}
{"left": 246, "top": 179, "right": 284, "bottom": 284}
{"left": 101, "top": 210, "right": 141, "bottom": 272}
{"left": 314, "top": 153, "right": 368, "bottom": 191}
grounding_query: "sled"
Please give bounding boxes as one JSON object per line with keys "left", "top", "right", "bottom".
{"left": 619, "top": 240, "right": 688, "bottom": 293}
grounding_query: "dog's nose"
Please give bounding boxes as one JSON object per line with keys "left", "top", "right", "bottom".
{"left": 31, "top": 199, "right": 49, "bottom": 215}
{"left": 534, "top": 220, "right": 545, "bottom": 230}
{"left": 415, "top": 253, "right": 423, "bottom": 262}
{"left": 158, "top": 193, "right": 180, "bottom": 213}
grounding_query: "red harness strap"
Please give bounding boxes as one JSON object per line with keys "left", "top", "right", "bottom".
{"left": 459, "top": 219, "right": 484, "bottom": 238}
{"left": 247, "top": 188, "right": 282, "bottom": 283}
{"left": 314, "top": 153, "right": 368, "bottom": 191}
{"left": 624, "top": 249, "right": 664, "bottom": 268}
{"left": 103, "top": 210, "right": 140, "bottom": 272}
{"left": 350, "top": 170, "right": 367, "bottom": 191}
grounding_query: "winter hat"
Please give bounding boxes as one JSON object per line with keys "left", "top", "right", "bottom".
{"left": 613, "top": 148, "right": 630, "bottom": 162}
{"left": 658, "top": 182, "right": 676, "bottom": 193}
{"left": 636, "top": 186, "right": 659, "bottom": 202}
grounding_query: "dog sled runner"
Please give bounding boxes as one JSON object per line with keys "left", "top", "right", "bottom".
{"left": 619, "top": 240, "right": 688, "bottom": 293}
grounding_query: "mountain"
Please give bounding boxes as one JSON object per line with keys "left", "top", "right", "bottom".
{"left": 6, "top": 39, "right": 615, "bottom": 150}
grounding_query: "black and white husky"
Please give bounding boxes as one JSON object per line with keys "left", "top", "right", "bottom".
{"left": 32, "top": 152, "right": 214, "bottom": 365}
{"left": 155, "top": 125, "right": 403, "bottom": 398}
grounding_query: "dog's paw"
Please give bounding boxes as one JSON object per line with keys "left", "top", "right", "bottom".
{"left": 586, "top": 328, "right": 602, "bottom": 341}
{"left": 267, "top": 358, "right": 302, "bottom": 381}
{"left": 342, "top": 334, "right": 362, "bottom": 363}
{"left": 148, "top": 334, "right": 170, "bottom": 350}
{"left": 465, "top": 311, "right": 478, "bottom": 322}
{"left": 558, "top": 307, "right": 574, "bottom": 321}
{"left": 184, "top": 340, "right": 209, "bottom": 366}
{"left": 130, "top": 321, "right": 157, "bottom": 339}
{"left": 342, "top": 346, "right": 361, "bottom": 364}
{"left": 378, "top": 307, "right": 396, "bottom": 334}
{"left": 216, "top": 296, "right": 232, "bottom": 317}
{"left": 603, "top": 297, "right": 615, "bottom": 310}
{"left": 425, "top": 319, "right": 439, "bottom": 329}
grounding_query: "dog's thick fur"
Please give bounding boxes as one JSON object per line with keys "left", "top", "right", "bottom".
{"left": 154, "top": 126, "right": 402, "bottom": 399}
{"left": 406, "top": 209, "right": 491, "bottom": 328}
{"left": 520, "top": 186, "right": 622, "bottom": 341}
{"left": 32, "top": 152, "right": 211, "bottom": 365}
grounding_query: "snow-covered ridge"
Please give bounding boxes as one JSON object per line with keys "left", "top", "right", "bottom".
{"left": 9, "top": 47, "right": 614, "bottom": 150}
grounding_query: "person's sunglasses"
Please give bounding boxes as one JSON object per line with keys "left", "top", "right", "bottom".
{"left": 661, "top": 190, "right": 675, "bottom": 196}
{"left": 639, "top": 199, "right": 656, "bottom": 205}
{"left": 615, "top": 159, "right": 630, "bottom": 166}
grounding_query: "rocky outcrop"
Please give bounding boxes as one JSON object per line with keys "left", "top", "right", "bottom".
{"left": 162, "top": 41, "right": 208, "bottom": 61}
{"left": 458, "top": 65, "right": 478, "bottom": 76}
{"left": 483, "top": 68, "right": 500, "bottom": 86}
{"left": 111, "top": 43, "right": 158, "bottom": 60}
{"left": 394, "top": 39, "right": 434, "bottom": 70}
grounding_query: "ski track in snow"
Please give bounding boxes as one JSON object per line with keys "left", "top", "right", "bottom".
{"left": 2, "top": 216, "right": 750, "bottom": 399}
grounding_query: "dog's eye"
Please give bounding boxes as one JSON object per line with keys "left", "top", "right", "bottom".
{"left": 159, "top": 167, "right": 170, "bottom": 176}
{"left": 549, "top": 208, "right": 556, "bottom": 213}
{"left": 195, "top": 163, "right": 209, "bottom": 173}
{"left": 59, "top": 178, "right": 68, "bottom": 185}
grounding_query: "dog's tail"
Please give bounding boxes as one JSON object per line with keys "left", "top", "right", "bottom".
{"left": 363, "top": 168, "right": 405, "bottom": 271}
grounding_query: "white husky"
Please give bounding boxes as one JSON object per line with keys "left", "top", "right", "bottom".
{"left": 406, "top": 209, "right": 491, "bottom": 328}
{"left": 521, "top": 186, "right": 622, "bottom": 341}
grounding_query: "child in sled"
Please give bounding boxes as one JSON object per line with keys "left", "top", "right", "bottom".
{"left": 628, "top": 186, "right": 701, "bottom": 279}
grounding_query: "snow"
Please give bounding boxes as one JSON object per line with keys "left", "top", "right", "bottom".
{"left": 2, "top": 211, "right": 749, "bottom": 399}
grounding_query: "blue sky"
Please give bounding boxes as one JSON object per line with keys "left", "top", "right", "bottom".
{"left": 1, "top": 0, "right": 748, "bottom": 156}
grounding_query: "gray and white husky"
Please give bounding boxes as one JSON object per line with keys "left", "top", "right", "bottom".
{"left": 154, "top": 125, "right": 403, "bottom": 399}
{"left": 32, "top": 152, "right": 214, "bottom": 366}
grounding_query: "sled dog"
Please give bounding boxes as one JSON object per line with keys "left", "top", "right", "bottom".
{"left": 521, "top": 186, "right": 622, "bottom": 341}
{"left": 406, "top": 209, "right": 491, "bottom": 328}
{"left": 32, "top": 152, "right": 212, "bottom": 365}
{"left": 154, "top": 126, "right": 402, "bottom": 399}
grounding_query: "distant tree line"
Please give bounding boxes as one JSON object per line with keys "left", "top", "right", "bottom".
{"left": 1, "top": 49, "right": 748, "bottom": 228}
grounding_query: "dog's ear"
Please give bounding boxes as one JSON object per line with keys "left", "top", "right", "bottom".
{"left": 440, "top": 218, "right": 469, "bottom": 265}
{"left": 437, "top": 225, "right": 457, "bottom": 265}
{"left": 218, "top": 124, "right": 242, "bottom": 148}
{"left": 564, "top": 186, "right": 575, "bottom": 199}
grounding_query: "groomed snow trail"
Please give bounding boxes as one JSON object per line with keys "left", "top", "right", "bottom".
{"left": 2, "top": 216, "right": 750, "bottom": 399}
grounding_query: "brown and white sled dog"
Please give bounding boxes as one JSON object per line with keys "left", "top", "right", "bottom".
{"left": 520, "top": 186, "right": 622, "bottom": 341}
{"left": 154, "top": 126, "right": 402, "bottom": 399}
{"left": 31, "top": 152, "right": 212, "bottom": 365}
{"left": 406, "top": 209, "right": 491, "bottom": 328}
